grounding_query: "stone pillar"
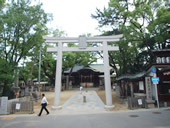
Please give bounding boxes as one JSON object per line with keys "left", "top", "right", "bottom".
{"left": 145, "top": 77, "right": 153, "bottom": 102}
{"left": 0, "top": 97, "right": 8, "bottom": 115}
{"left": 103, "top": 41, "right": 114, "bottom": 110}
{"left": 145, "top": 77, "right": 155, "bottom": 108}
{"left": 52, "top": 42, "right": 63, "bottom": 109}
{"left": 129, "top": 82, "right": 134, "bottom": 98}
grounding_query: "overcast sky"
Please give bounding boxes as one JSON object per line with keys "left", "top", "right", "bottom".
{"left": 39, "top": 0, "right": 109, "bottom": 37}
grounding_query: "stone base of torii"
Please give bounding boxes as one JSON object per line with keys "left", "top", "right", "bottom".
{"left": 43, "top": 34, "right": 123, "bottom": 110}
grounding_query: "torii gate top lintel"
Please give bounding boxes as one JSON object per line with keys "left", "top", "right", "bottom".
{"left": 43, "top": 34, "right": 123, "bottom": 43}
{"left": 43, "top": 34, "right": 123, "bottom": 52}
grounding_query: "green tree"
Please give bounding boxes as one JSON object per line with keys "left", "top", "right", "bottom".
{"left": 0, "top": 59, "right": 15, "bottom": 98}
{"left": 147, "top": 7, "right": 170, "bottom": 49}
{"left": 41, "top": 46, "right": 56, "bottom": 86}
{"left": 0, "top": 0, "right": 5, "bottom": 8}
{"left": 39, "top": 28, "right": 67, "bottom": 86}
{"left": 0, "top": 0, "right": 52, "bottom": 97}
{"left": 49, "top": 28, "right": 67, "bottom": 37}
{"left": 92, "top": 0, "right": 169, "bottom": 76}
{"left": 19, "top": 62, "right": 36, "bottom": 86}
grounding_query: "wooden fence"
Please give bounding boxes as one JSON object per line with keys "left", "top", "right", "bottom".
{"left": 128, "top": 97, "right": 147, "bottom": 109}
{"left": 11, "top": 101, "right": 34, "bottom": 114}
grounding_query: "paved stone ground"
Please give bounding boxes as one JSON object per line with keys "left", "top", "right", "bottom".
{"left": 53, "top": 91, "right": 106, "bottom": 114}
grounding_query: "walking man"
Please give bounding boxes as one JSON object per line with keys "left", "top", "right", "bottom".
{"left": 38, "top": 93, "right": 49, "bottom": 116}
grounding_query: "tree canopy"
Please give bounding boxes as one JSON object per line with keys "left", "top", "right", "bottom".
{"left": 0, "top": 0, "right": 5, "bottom": 8}
{"left": 92, "top": 0, "right": 170, "bottom": 76}
{"left": 0, "top": 0, "right": 52, "bottom": 97}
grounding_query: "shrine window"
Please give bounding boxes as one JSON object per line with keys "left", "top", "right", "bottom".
{"left": 156, "top": 57, "right": 161, "bottom": 63}
{"left": 156, "top": 57, "right": 170, "bottom": 64}
{"left": 162, "top": 57, "right": 166, "bottom": 63}
{"left": 166, "top": 57, "right": 170, "bottom": 63}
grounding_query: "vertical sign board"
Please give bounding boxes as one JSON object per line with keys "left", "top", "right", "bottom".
{"left": 0, "top": 97, "right": 8, "bottom": 115}
{"left": 145, "top": 77, "right": 152, "bottom": 101}
{"left": 152, "top": 66, "right": 157, "bottom": 77}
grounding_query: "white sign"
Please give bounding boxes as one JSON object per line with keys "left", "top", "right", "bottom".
{"left": 16, "top": 103, "right": 21, "bottom": 110}
{"left": 138, "top": 99, "right": 142, "bottom": 105}
{"left": 153, "top": 81, "right": 158, "bottom": 84}
{"left": 139, "top": 81, "right": 144, "bottom": 90}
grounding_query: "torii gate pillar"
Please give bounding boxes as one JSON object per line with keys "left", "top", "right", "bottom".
{"left": 53, "top": 41, "right": 63, "bottom": 109}
{"left": 44, "top": 35, "right": 123, "bottom": 110}
{"left": 103, "top": 41, "right": 113, "bottom": 108}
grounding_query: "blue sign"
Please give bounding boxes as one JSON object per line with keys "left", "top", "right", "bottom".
{"left": 152, "top": 66, "right": 156, "bottom": 73}
{"left": 152, "top": 77, "right": 160, "bottom": 82}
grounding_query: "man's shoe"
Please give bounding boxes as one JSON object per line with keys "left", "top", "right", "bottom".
{"left": 47, "top": 112, "right": 49, "bottom": 115}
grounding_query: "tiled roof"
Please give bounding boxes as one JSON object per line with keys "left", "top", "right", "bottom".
{"left": 116, "top": 71, "right": 146, "bottom": 81}
{"left": 64, "top": 64, "right": 104, "bottom": 73}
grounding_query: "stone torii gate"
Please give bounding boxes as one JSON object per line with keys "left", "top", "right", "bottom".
{"left": 43, "top": 34, "right": 123, "bottom": 110}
